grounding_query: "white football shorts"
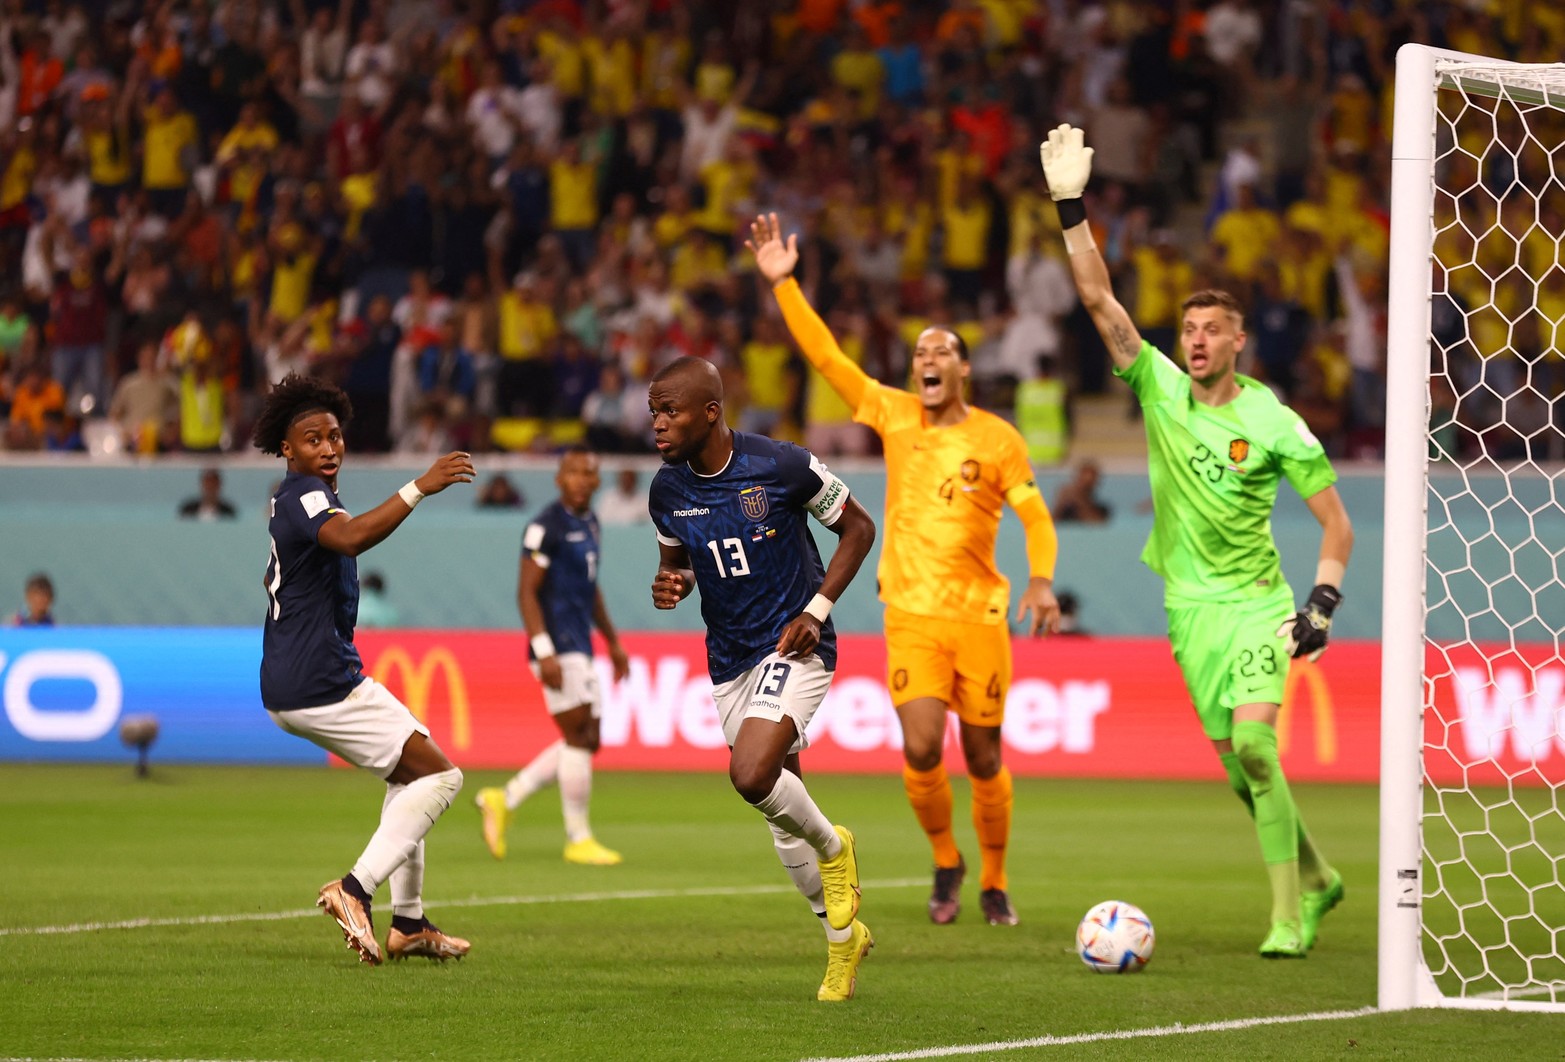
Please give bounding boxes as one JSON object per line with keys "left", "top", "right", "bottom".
{"left": 267, "top": 677, "right": 430, "bottom": 779}
{"left": 711, "top": 651, "right": 833, "bottom": 754}
{"left": 530, "top": 651, "right": 600, "bottom": 716}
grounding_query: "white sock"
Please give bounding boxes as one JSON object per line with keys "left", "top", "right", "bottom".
{"left": 505, "top": 739, "right": 563, "bottom": 809}
{"left": 380, "top": 783, "right": 425, "bottom": 920}
{"left": 350, "top": 767, "right": 462, "bottom": 894}
{"left": 753, "top": 771, "right": 840, "bottom": 858}
{"left": 558, "top": 744, "right": 594, "bottom": 843}
{"left": 768, "top": 821, "right": 850, "bottom": 942}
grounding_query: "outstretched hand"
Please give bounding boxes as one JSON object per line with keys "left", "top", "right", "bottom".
{"left": 415, "top": 452, "right": 476, "bottom": 496}
{"left": 745, "top": 212, "right": 799, "bottom": 286}
{"left": 1040, "top": 123, "right": 1094, "bottom": 202}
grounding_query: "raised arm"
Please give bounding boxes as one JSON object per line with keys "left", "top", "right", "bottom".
{"left": 747, "top": 212, "right": 872, "bottom": 411}
{"left": 316, "top": 451, "right": 474, "bottom": 557}
{"left": 1039, "top": 124, "right": 1143, "bottom": 371}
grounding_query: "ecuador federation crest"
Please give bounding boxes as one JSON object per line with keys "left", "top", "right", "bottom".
{"left": 739, "top": 485, "right": 770, "bottom": 521}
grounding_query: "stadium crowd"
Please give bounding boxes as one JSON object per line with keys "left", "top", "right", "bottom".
{"left": 0, "top": 0, "right": 1557, "bottom": 461}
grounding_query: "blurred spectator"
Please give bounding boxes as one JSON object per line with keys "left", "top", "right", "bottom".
{"left": 581, "top": 360, "right": 646, "bottom": 454}
{"left": 395, "top": 397, "right": 454, "bottom": 454}
{"left": 476, "top": 471, "right": 524, "bottom": 509}
{"left": 108, "top": 341, "right": 178, "bottom": 453}
{"left": 596, "top": 467, "right": 649, "bottom": 525}
{"left": 178, "top": 467, "right": 238, "bottom": 520}
{"left": 339, "top": 294, "right": 400, "bottom": 453}
{"left": 0, "top": 293, "right": 31, "bottom": 359}
{"left": 11, "top": 572, "right": 55, "bottom": 627}
{"left": 416, "top": 319, "right": 477, "bottom": 425}
{"left": 138, "top": 84, "right": 198, "bottom": 219}
{"left": 178, "top": 356, "right": 226, "bottom": 453}
{"left": 45, "top": 234, "right": 109, "bottom": 412}
{"left": 356, "top": 571, "right": 400, "bottom": 628}
{"left": 8, "top": 359, "right": 65, "bottom": 450}
{"left": 1053, "top": 460, "right": 1112, "bottom": 525}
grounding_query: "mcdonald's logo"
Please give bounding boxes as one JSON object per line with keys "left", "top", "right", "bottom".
{"left": 370, "top": 645, "right": 471, "bottom": 750}
{"left": 1278, "top": 658, "right": 1337, "bottom": 763}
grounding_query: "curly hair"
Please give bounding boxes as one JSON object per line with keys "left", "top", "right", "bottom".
{"left": 251, "top": 374, "right": 354, "bottom": 456}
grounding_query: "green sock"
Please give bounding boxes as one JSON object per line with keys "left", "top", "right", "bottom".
{"left": 1232, "top": 720, "right": 1300, "bottom": 924}
{"left": 1297, "top": 824, "right": 1331, "bottom": 894}
{"left": 1222, "top": 749, "right": 1330, "bottom": 892}
{"left": 1219, "top": 751, "right": 1255, "bottom": 814}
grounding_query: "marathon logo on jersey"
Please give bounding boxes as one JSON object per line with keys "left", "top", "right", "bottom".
{"left": 1228, "top": 438, "right": 1250, "bottom": 473}
{"left": 672, "top": 507, "right": 711, "bottom": 517}
{"left": 739, "top": 486, "right": 770, "bottom": 521}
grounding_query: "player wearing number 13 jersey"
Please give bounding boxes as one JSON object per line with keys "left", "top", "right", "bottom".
{"left": 750, "top": 212, "right": 1061, "bottom": 929}
{"left": 1043, "top": 122, "right": 1354, "bottom": 958}
{"left": 648, "top": 356, "right": 879, "bottom": 1002}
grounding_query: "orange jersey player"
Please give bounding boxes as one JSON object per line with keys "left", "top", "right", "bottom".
{"left": 748, "top": 212, "right": 1062, "bottom": 927}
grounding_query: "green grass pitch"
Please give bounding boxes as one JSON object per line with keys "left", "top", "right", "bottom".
{"left": 3, "top": 765, "right": 1559, "bottom": 1060}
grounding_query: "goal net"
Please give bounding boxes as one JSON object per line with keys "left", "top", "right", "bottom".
{"left": 1382, "top": 44, "right": 1565, "bottom": 1012}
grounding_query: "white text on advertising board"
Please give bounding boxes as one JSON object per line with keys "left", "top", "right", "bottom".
{"left": 595, "top": 655, "right": 1110, "bottom": 754}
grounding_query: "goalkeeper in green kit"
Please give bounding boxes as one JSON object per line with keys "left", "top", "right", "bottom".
{"left": 1041, "top": 125, "right": 1355, "bottom": 957}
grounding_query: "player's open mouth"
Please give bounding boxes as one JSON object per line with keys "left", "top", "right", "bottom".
{"left": 920, "top": 374, "right": 942, "bottom": 398}
{"left": 1188, "top": 353, "right": 1208, "bottom": 371}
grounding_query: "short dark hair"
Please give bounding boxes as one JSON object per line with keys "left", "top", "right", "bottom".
{"left": 251, "top": 374, "right": 353, "bottom": 456}
{"left": 1180, "top": 289, "right": 1246, "bottom": 324}
{"left": 25, "top": 572, "right": 53, "bottom": 596}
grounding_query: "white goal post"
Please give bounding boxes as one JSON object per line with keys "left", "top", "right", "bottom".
{"left": 1382, "top": 43, "right": 1565, "bottom": 1013}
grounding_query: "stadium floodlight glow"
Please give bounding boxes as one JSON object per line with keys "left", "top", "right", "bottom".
{"left": 1382, "top": 42, "right": 1565, "bottom": 1015}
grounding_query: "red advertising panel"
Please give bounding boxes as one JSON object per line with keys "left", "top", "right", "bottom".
{"left": 354, "top": 632, "right": 1564, "bottom": 785}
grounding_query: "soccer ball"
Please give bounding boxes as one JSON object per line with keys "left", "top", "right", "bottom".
{"left": 1076, "top": 900, "right": 1155, "bottom": 973}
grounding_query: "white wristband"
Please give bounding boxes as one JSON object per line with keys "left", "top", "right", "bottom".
{"left": 1315, "top": 558, "right": 1346, "bottom": 590}
{"left": 398, "top": 481, "right": 425, "bottom": 509}
{"left": 1064, "top": 225, "right": 1097, "bottom": 255}
{"left": 803, "top": 593, "right": 833, "bottom": 623}
{"left": 531, "top": 633, "right": 556, "bottom": 659}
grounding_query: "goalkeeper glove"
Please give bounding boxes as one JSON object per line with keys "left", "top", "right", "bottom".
{"left": 1277, "top": 584, "right": 1344, "bottom": 662}
{"left": 1039, "top": 123, "right": 1094, "bottom": 202}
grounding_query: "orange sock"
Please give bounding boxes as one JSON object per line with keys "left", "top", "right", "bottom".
{"left": 970, "top": 767, "right": 1013, "bottom": 891}
{"left": 902, "top": 763, "right": 961, "bottom": 868}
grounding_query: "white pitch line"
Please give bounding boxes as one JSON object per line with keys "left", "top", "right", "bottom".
{"left": 0, "top": 878, "right": 927, "bottom": 939}
{"left": 799, "top": 1007, "right": 1380, "bottom": 1062}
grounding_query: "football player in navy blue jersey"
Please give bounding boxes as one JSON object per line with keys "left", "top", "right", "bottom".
{"left": 647, "top": 356, "right": 879, "bottom": 1002}
{"left": 476, "top": 446, "right": 632, "bottom": 865}
{"left": 253, "top": 374, "right": 475, "bottom": 966}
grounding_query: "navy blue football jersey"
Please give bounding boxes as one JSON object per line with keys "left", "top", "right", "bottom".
{"left": 522, "top": 500, "right": 600, "bottom": 659}
{"left": 649, "top": 431, "right": 852, "bottom": 683}
{"left": 260, "top": 472, "right": 364, "bottom": 710}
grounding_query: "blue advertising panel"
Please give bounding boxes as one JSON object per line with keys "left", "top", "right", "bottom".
{"left": 0, "top": 628, "right": 321, "bottom": 764}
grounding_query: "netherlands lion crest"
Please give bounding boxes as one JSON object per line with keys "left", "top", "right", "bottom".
{"left": 1228, "top": 439, "right": 1249, "bottom": 465}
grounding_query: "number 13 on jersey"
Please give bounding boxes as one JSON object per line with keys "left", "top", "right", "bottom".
{"left": 706, "top": 537, "right": 752, "bottom": 578}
